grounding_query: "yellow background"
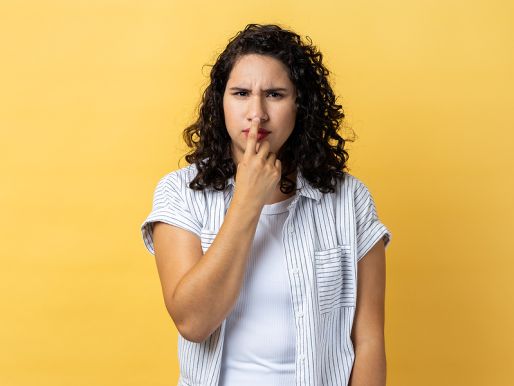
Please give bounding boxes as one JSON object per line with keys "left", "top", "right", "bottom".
{"left": 1, "top": 1, "right": 513, "bottom": 385}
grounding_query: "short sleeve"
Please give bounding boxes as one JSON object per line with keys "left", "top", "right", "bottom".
{"left": 354, "top": 179, "right": 392, "bottom": 262}
{"left": 140, "top": 173, "right": 202, "bottom": 256}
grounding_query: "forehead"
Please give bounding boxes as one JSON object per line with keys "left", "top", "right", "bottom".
{"left": 227, "top": 54, "right": 292, "bottom": 85}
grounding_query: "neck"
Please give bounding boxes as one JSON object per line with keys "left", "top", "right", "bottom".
{"left": 264, "top": 170, "right": 298, "bottom": 205}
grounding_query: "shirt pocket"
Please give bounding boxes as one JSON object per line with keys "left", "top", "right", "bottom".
{"left": 314, "top": 244, "right": 356, "bottom": 313}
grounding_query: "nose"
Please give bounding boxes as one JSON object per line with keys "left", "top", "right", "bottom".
{"left": 247, "top": 95, "right": 268, "bottom": 123}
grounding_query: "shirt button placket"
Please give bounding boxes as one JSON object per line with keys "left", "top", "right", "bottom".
{"left": 296, "top": 309, "right": 306, "bottom": 376}
{"left": 286, "top": 197, "right": 305, "bottom": 383}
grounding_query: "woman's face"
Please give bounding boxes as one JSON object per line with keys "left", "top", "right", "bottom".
{"left": 223, "top": 54, "right": 297, "bottom": 165}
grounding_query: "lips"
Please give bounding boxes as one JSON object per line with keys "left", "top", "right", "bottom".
{"left": 242, "top": 131, "right": 269, "bottom": 140}
{"left": 242, "top": 128, "right": 271, "bottom": 134}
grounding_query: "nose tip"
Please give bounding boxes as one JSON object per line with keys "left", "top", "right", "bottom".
{"left": 248, "top": 114, "right": 268, "bottom": 123}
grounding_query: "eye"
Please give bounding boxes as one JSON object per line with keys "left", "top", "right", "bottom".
{"left": 231, "top": 91, "right": 283, "bottom": 98}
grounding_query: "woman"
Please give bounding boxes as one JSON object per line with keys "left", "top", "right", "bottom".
{"left": 141, "top": 23, "right": 392, "bottom": 386}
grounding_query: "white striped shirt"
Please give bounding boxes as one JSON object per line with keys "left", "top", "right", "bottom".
{"left": 141, "top": 163, "right": 392, "bottom": 386}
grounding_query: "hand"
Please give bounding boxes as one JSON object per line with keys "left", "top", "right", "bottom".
{"left": 232, "top": 117, "right": 282, "bottom": 210}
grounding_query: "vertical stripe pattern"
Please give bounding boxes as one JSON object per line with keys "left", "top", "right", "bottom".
{"left": 141, "top": 164, "right": 392, "bottom": 386}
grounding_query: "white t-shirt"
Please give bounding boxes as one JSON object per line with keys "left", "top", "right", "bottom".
{"left": 218, "top": 194, "right": 297, "bottom": 386}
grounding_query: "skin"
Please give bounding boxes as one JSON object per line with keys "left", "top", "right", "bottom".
{"left": 350, "top": 238, "right": 387, "bottom": 386}
{"left": 223, "top": 53, "right": 298, "bottom": 204}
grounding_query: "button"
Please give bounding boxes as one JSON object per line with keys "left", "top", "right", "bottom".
{"left": 292, "top": 268, "right": 299, "bottom": 274}
{"left": 288, "top": 226, "right": 294, "bottom": 234}
{"left": 298, "top": 354, "right": 306, "bottom": 361}
{"left": 297, "top": 311, "right": 304, "bottom": 317}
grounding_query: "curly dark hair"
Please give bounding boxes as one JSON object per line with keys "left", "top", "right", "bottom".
{"left": 180, "top": 23, "right": 354, "bottom": 194}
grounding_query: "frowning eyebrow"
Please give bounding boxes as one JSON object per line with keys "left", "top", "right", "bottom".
{"left": 228, "top": 87, "right": 289, "bottom": 92}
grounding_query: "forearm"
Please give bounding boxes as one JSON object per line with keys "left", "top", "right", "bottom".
{"left": 172, "top": 198, "right": 261, "bottom": 342}
{"left": 349, "top": 341, "right": 387, "bottom": 386}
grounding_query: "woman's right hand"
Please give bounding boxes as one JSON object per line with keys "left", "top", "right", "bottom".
{"left": 232, "top": 117, "right": 282, "bottom": 210}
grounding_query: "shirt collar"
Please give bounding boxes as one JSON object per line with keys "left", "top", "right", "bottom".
{"left": 226, "top": 169, "right": 322, "bottom": 202}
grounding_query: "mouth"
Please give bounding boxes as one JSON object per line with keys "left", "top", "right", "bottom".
{"left": 242, "top": 129, "right": 270, "bottom": 140}
{"left": 242, "top": 128, "right": 271, "bottom": 134}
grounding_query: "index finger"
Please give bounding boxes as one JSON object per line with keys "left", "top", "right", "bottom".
{"left": 244, "top": 117, "right": 260, "bottom": 159}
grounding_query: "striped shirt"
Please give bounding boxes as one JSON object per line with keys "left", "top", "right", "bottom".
{"left": 141, "top": 163, "right": 392, "bottom": 386}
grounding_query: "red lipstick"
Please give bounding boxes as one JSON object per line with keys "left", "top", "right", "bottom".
{"left": 242, "top": 128, "right": 270, "bottom": 140}
{"left": 242, "top": 128, "right": 270, "bottom": 133}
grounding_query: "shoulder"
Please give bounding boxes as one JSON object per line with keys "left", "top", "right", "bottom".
{"left": 153, "top": 163, "right": 207, "bottom": 222}
{"left": 150, "top": 164, "right": 210, "bottom": 214}
{"left": 329, "top": 172, "right": 381, "bottom": 218}
{"left": 334, "top": 171, "right": 371, "bottom": 198}
{"left": 156, "top": 163, "right": 201, "bottom": 192}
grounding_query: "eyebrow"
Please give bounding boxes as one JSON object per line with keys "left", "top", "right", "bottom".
{"left": 228, "top": 86, "right": 289, "bottom": 92}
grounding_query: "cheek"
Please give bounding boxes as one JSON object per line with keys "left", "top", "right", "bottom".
{"left": 284, "top": 108, "right": 297, "bottom": 129}
{"left": 223, "top": 101, "right": 241, "bottom": 123}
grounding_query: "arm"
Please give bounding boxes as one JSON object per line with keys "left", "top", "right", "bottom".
{"left": 349, "top": 237, "right": 387, "bottom": 386}
{"left": 152, "top": 117, "right": 280, "bottom": 343}
{"left": 153, "top": 198, "right": 262, "bottom": 343}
